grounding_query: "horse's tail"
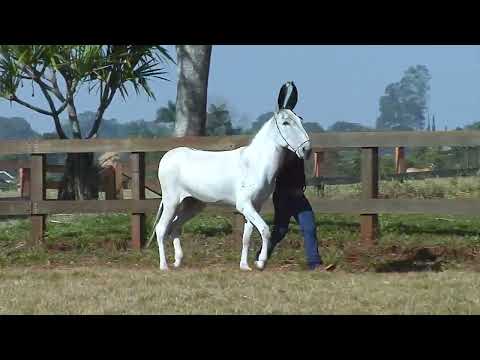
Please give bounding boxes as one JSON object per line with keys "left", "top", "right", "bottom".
{"left": 145, "top": 199, "right": 163, "bottom": 248}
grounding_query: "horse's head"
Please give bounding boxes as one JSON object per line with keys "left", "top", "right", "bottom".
{"left": 272, "top": 81, "right": 312, "bottom": 160}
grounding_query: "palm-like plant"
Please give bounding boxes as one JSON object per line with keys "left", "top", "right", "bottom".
{"left": 0, "top": 45, "right": 174, "bottom": 199}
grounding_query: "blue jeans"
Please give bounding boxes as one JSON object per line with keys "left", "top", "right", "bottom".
{"left": 256, "top": 189, "right": 322, "bottom": 269}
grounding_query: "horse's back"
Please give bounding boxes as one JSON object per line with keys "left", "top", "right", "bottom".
{"left": 158, "top": 146, "right": 244, "bottom": 204}
{"left": 159, "top": 146, "right": 243, "bottom": 169}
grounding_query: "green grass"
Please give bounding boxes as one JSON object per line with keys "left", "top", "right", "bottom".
{"left": 2, "top": 211, "right": 480, "bottom": 272}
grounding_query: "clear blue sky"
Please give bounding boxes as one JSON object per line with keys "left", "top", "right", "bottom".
{"left": 1, "top": 45, "right": 480, "bottom": 134}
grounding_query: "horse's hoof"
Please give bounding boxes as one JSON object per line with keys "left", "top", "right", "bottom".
{"left": 159, "top": 265, "right": 169, "bottom": 271}
{"left": 240, "top": 264, "right": 252, "bottom": 271}
{"left": 254, "top": 260, "right": 265, "bottom": 270}
{"left": 173, "top": 261, "right": 182, "bottom": 268}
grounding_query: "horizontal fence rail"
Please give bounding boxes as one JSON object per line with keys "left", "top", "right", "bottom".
{"left": 1, "top": 131, "right": 480, "bottom": 155}
{"left": 1, "top": 131, "right": 480, "bottom": 249}
{"left": 3, "top": 199, "right": 480, "bottom": 217}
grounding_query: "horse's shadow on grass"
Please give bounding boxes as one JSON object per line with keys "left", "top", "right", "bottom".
{"left": 374, "top": 248, "right": 444, "bottom": 273}
{"left": 375, "top": 259, "right": 443, "bottom": 273}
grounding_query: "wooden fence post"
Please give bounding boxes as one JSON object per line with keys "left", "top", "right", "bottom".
{"left": 130, "top": 152, "right": 145, "bottom": 250}
{"left": 395, "top": 146, "right": 407, "bottom": 174}
{"left": 19, "top": 167, "right": 31, "bottom": 199}
{"left": 360, "top": 147, "right": 379, "bottom": 246}
{"left": 100, "top": 166, "right": 116, "bottom": 200}
{"left": 30, "top": 154, "right": 46, "bottom": 246}
{"left": 115, "top": 162, "right": 124, "bottom": 199}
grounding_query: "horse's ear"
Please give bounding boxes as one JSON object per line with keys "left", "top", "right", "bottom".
{"left": 277, "top": 81, "right": 298, "bottom": 110}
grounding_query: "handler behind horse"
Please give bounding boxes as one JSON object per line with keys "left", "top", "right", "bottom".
{"left": 256, "top": 148, "right": 335, "bottom": 272}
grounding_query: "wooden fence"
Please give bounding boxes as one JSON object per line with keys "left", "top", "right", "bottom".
{"left": 2, "top": 131, "right": 480, "bottom": 249}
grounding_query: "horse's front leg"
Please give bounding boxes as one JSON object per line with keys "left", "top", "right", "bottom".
{"left": 239, "top": 220, "right": 254, "bottom": 271}
{"left": 237, "top": 201, "right": 270, "bottom": 270}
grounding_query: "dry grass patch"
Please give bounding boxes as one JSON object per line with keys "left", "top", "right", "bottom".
{"left": 1, "top": 267, "right": 480, "bottom": 314}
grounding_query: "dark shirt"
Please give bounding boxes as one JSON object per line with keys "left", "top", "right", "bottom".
{"left": 275, "top": 150, "right": 306, "bottom": 191}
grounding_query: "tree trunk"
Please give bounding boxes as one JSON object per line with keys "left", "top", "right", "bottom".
{"left": 58, "top": 153, "right": 99, "bottom": 200}
{"left": 174, "top": 45, "right": 212, "bottom": 137}
{"left": 57, "top": 102, "right": 99, "bottom": 200}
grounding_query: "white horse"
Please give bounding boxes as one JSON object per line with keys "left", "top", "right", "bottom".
{"left": 146, "top": 82, "right": 312, "bottom": 271}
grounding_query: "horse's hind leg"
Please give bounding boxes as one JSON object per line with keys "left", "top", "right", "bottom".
{"left": 169, "top": 198, "right": 205, "bottom": 268}
{"left": 155, "top": 197, "right": 180, "bottom": 271}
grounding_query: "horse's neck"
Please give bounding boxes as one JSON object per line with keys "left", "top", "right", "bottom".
{"left": 244, "top": 120, "right": 285, "bottom": 181}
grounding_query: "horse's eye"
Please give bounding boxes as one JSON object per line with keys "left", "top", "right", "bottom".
{"left": 282, "top": 121, "right": 290, "bottom": 126}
